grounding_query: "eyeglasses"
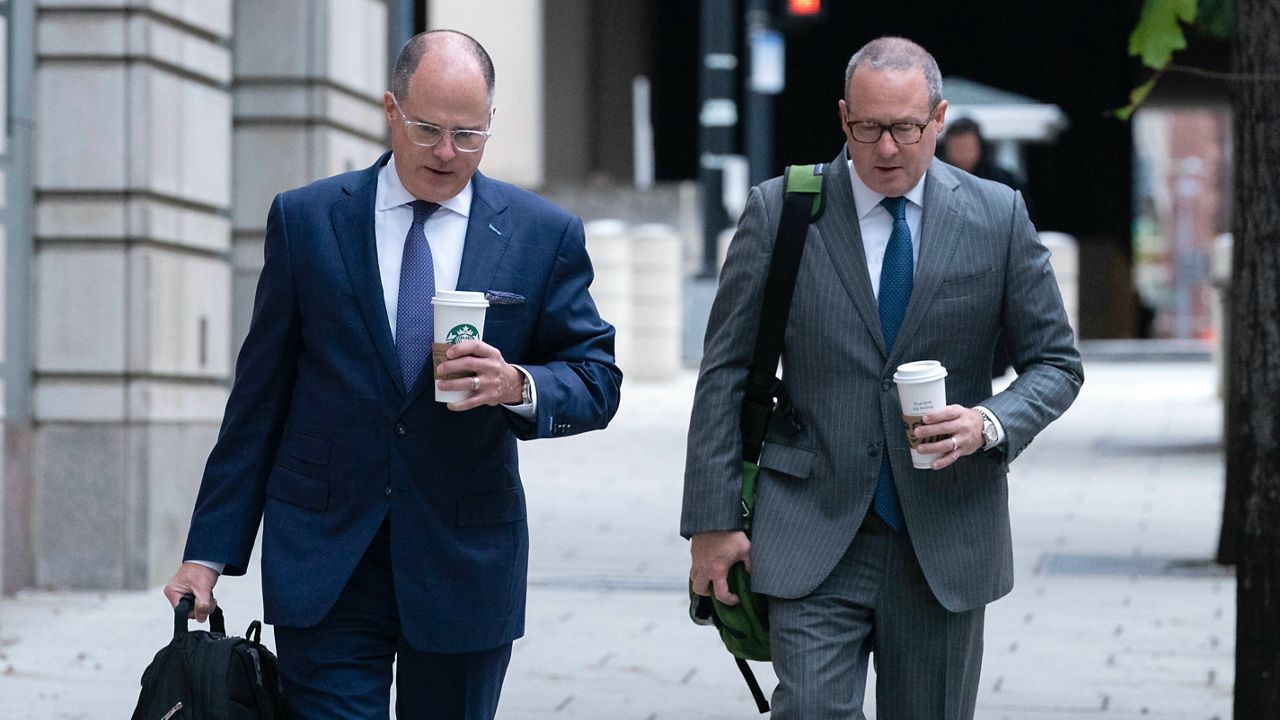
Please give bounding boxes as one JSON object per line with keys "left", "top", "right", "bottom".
{"left": 390, "top": 94, "right": 492, "bottom": 153}
{"left": 845, "top": 105, "right": 938, "bottom": 145}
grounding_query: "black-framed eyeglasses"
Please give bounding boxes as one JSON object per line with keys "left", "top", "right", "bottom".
{"left": 390, "top": 94, "right": 492, "bottom": 153}
{"left": 844, "top": 105, "right": 938, "bottom": 145}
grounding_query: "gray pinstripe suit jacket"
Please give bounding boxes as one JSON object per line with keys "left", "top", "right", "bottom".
{"left": 681, "top": 149, "right": 1083, "bottom": 613}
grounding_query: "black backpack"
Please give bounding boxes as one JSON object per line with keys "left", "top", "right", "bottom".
{"left": 132, "top": 595, "right": 288, "bottom": 720}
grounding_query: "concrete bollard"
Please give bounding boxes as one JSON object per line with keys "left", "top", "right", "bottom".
{"left": 1039, "top": 231, "right": 1079, "bottom": 336}
{"left": 585, "top": 219, "right": 634, "bottom": 374}
{"left": 629, "top": 223, "right": 683, "bottom": 380}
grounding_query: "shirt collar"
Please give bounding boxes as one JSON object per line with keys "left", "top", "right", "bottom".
{"left": 377, "top": 154, "right": 473, "bottom": 218}
{"left": 846, "top": 159, "right": 927, "bottom": 221}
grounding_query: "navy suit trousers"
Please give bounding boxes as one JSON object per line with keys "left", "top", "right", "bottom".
{"left": 274, "top": 518, "right": 512, "bottom": 720}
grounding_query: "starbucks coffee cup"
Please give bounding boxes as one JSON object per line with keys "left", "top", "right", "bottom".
{"left": 893, "top": 360, "right": 949, "bottom": 469}
{"left": 431, "top": 290, "right": 489, "bottom": 403}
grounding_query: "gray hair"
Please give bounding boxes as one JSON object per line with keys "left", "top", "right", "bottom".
{"left": 391, "top": 29, "right": 496, "bottom": 106}
{"left": 843, "top": 37, "right": 943, "bottom": 109}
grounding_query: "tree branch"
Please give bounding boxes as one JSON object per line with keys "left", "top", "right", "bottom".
{"left": 1167, "top": 62, "right": 1280, "bottom": 81}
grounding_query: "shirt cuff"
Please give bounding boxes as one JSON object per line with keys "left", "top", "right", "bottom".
{"left": 502, "top": 365, "right": 537, "bottom": 420}
{"left": 974, "top": 406, "right": 1006, "bottom": 449}
{"left": 187, "top": 559, "right": 225, "bottom": 575}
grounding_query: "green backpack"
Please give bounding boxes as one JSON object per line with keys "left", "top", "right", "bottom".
{"left": 689, "top": 164, "right": 824, "bottom": 713}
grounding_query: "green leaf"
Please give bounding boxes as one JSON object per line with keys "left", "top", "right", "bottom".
{"left": 1128, "top": 0, "right": 1198, "bottom": 69}
{"left": 1112, "top": 76, "right": 1161, "bottom": 121}
{"left": 1196, "top": 0, "right": 1235, "bottom": 38}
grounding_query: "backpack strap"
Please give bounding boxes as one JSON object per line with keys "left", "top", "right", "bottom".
{"left": 730, "top": 163, "right": 824, "bottom": 715}
{"left": 736, "top": 657, "right": 771, "bottom": 713}
{"left": 785, "top": 162, "right": 825, "bottom": 220}
{"left": 740, "top": 163, "right": 825, "bottom": 465}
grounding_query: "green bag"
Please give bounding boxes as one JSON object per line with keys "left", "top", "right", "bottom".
{"left": 689, "top": 164, "right": 825, "bottom": 713}
{"left": 691, "top": 462, "right": 769, "bottom": 661}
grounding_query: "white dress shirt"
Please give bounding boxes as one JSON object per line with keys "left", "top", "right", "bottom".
{"left": 846, "top": 160, "right": 925, "bottom": 300}
{"left": 846, "top": 161, "right": 1006, "bottom": 448}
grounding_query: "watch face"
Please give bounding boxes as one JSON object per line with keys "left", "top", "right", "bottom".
{"left": 983, "top": 421, "right": 997, "bottom": 444}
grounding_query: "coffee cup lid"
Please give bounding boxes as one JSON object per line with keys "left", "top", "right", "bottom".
{"left": 893, "top": 360, "right": 948, "bottom": 384}
{"left": 431, "top": 290, "right": 489, "bottom": 307}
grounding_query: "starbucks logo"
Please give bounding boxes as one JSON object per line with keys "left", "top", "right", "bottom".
{"left": 446, "top": 323, "right": 480, "bottom": 343}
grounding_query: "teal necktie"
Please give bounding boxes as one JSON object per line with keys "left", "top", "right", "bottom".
{"left": 874, "top": 196, "right": 913, "bottom": 531}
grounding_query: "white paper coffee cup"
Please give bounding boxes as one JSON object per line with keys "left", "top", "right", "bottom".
{"left": 431, "top": 291, "right": 489, "bottom": 403}
{"left": 893, "top": 360, "right": 949, "bottom": 469}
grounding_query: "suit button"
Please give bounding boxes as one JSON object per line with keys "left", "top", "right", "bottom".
{"left": 385, "top": 486, "right": 392, "bottom": 498}
{"left": 867, "top": 443, "right": 880, "bottom": 457}
{"left": 882, "top": 380, "right": 893, "bottom": 391}
{"left": 394, "top": 422, "right": 406, "bottom": 436}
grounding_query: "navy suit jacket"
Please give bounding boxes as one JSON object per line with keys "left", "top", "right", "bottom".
{"left": 184, "top": 153, "right": 621, "bottom": 652}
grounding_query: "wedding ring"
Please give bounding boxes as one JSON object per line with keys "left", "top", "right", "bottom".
{"left": 472, "top": 376, "right": 481, "bottom": 392}
{"left": 950, "top": 437, "right": 958, "bottom": 452}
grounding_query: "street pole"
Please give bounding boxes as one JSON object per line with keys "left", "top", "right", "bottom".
{"left": 745, "top": 0, "right": 776, "bottom": 187}
{"left": 388, "top": 0, "right": 416, "bottom": 77}
{"left": 698, "top": 0, "right": 736, "bottom": 278}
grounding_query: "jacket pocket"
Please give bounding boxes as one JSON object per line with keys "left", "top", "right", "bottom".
{"left": 284, "top": 430, "right": 331, "bottom": 466}
{"left": 936, "top": 267, "right": 996, "bottom": 300}
{"left": 757, "top": 442, "right": 816, "bottom": 480}
{"left": 265, "top": 464, "right": 330, "bottom": 512}
{"left": 457, "top": 487, "right": 526, "bottom": 527}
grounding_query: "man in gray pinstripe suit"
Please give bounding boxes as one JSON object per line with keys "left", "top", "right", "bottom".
{"left": 683, "top": 37, "right": 1083, "bottom": 719}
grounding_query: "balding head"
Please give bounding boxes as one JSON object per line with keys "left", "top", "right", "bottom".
{"left": 391, "top": 29, "right": 495, "bottom": 106}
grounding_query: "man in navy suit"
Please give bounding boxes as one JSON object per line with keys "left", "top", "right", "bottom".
{"left": 163, "top": 30, "right": 621, "bottom": 720}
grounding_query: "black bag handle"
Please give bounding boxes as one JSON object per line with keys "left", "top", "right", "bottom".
{"left": 175, "top": 593, "right": 226, "bottom": 638}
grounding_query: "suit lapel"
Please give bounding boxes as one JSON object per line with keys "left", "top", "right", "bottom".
{"left": 402, "top": 171, "right": 512, "bottom": 408}
{"left": 332, "top": 152, "right": 406, "bottom": 394}
{"left": 814, "top": 147, "right": 887, "bottom": 357}
{"left": 890, "top": 159, "right": 963, "bottom": 366}
{"left": 455, "top": 171, "right": 512, "bottom": 293}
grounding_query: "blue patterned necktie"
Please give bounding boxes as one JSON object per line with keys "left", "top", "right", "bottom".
{"left": 874, "top": 195, "right": 913, "bottom": 531}
{"left": 395, "top": 200, "right": 440, "bottom": 389}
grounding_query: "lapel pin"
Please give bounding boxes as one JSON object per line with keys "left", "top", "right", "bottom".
{"left": 488, "top": 223, "right": 503, "bottom": 236}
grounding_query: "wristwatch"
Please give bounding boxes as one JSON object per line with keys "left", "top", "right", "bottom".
{"left": 520, "top": 374, "right": 532, "bottom": 405}
{"left": 980, "top": 411, "right": 999, "bottom": 451}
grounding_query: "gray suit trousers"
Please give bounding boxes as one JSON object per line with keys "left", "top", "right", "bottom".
{"left": 769, "top": 518, "right": 984, "bottom": 720}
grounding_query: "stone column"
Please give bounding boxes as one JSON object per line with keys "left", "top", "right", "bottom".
{"left": 32, "top": 0, "right": 234, "bottom": 589}
{"left": 231, "top": 0, "right": 388, "bottom": 349}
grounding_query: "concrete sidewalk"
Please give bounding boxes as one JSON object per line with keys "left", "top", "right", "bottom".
{"left": 0, "top": 361, "right": 1233, "bottom": 719}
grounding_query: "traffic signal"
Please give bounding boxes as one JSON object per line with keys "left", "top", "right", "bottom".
{"left": 779, "top": 0, "right": 825, "bottom": 29}
{"left": 785, "top": 0, "right": 822, "bottom": 17}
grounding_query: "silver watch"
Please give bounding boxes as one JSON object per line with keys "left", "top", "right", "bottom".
{"left": 521, "top": 374, "right": 532, "bottom": 405}
{"left": 980, "top": 412, "right": 999, "bottom": 451}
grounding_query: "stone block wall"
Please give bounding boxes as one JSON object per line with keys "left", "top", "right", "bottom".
{"left": 32, "top": 0, "right": 234, "bottom": 589}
